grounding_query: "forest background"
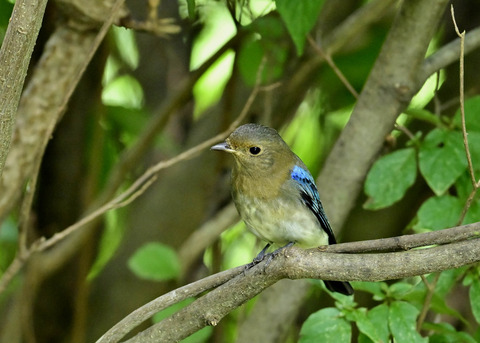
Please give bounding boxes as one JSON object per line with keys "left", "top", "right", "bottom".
{"left": 1, "top": 0, "right": 480, "bottom": 342}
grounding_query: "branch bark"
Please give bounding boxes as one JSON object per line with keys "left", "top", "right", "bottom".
{"left": 96, "top": 221, "right": 480, "bottom": 343}
{"left": 0, "top": 0, "right": 126, "bottom": 219}
{"left": 0, "top": 0, "right": 48, "bottom": 176}
{"left": 319, "top": 0, "right": 450, "bottom": 230}
{"left": 252, "top": 0, "right": 452, "bottom": 342}
{"left": 118, "top": 228, "right": 480, "bottom": 343}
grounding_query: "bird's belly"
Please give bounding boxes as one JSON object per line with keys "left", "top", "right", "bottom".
{"left": 235, "top": 194, "right": 329, "bottom": 249}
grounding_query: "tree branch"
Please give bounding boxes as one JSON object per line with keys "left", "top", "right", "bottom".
{"left": 420, "top": 26, "right": 480, "bottom": 85}
{"left": 121, "top": 231, "right": 480, "bottom": 342}
{"left": 319, "top": 0, "right": 450, "bottom": 230}
{"left": 96, "top": 222, "right": 480, "bottom": 343}
{"left": 0, "top": 0, "right": 48, "bottom": 176}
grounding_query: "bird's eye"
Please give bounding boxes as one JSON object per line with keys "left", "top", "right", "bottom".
{"left": 249, "top": 146, "right": 261, "bottom": 155}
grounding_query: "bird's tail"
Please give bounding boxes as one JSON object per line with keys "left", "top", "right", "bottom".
{"left": 324, "top": 280, "right": 354, "bottom": 295}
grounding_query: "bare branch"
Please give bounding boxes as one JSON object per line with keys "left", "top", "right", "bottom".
{"left": 97, "top": 222, "right": 480, "bottom": 343}
{"left": 0, "top": 0, "right": 48, "bottom": 176}
{"left": 421, "top": 26, "right": 480, "bottom": 85}
{"left": 120, "top": 232, "right": 480, "bottom": 343}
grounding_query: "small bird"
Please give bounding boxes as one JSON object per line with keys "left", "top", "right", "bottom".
{"left": 211, "top": 123, "right": 353, "bottom": 295}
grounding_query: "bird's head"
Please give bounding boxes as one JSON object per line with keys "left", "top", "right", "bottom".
{"left": 211, "top": 123, "right": 292, "bottom": 175}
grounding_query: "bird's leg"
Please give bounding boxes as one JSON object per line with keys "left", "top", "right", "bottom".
{"left": 264, "top": 241, "right": 295, "bottom": 268}
{"left": 244, "top": 243, "right": 271, "bottom": 271}
{"left": 253, "top": 243, "right": 271, "bottom": 263}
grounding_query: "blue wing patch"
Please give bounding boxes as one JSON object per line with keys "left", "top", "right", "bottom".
{"left": 291, "top": 165, "right": 336, "bottom": 245}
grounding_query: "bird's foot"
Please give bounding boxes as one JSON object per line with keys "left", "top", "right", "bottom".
{"left": 244, "top": 243, "right": 271, "bottom": 272}
{"left": 249, "top": 242, "right": 295, "bottom": 272}
{"left": 263, "top": 242, "right": 295, "bottom": 268}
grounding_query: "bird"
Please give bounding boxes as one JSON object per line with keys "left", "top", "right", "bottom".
{"left": 211, "top": 123, "right": 353, "bottom": 295}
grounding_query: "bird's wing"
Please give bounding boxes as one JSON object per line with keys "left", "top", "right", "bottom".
{"left": 290, "top": 165, "right": 337, "bottom": 245}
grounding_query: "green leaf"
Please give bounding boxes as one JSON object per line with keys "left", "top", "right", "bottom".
{"left": 388, "top": 301, "right": 427, "bottom": 343}
{"left": 453, "top": 95, "right": 480, "bottom": 132}
{"left": 128, "top": 242, "right": 181, "bottom": 281}
{"left": 434, "top": 268, "right": 468, "bottom": 298}
{"left": 299, "top": 307, "right": 351, "bottom": 343}
{"left": 364, "top": 148, "right": 417, "bottom": 210}
{"left": 275, "top": 0, "right": 325, "bottom": 55}
{"left": 88, "top": 210, "right": 127, "bottom": 280}
{"left": 465, "top": 131, "right": 480, "bottom": 168}
{"left": 238, "top": 16, "right": 287, "bottom": 86}
{"left": 413, "top": 195, "right": 463, "bottom": 231}
{"left": 102, "top": 74, "right": 145, "bottom": 109}
{"left": 419, "top": 128, "right": 467, "bottom": 195}
{"left": 354, "top": 305, "right": 389, "bottom": 343}
{"left": 470, "top": 277, "right": 480, "bottom": 324}
{"left": 348, "top": 282, "right": 386, "bottom": 300}
{"left": 463, "top": 200, "right": 480, "bottom": 225}
{"left": 424, "top": 322, "right": 477, "bottom": 343}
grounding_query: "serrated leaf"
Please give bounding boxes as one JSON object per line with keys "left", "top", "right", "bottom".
{"left": 470, "top": 278, "right": 480, "bottom": 324}
{"left": 389, "top": 301, "right": 427, "bottom": 343}
{"left": 414, "top": 195, "right": 463, "bottom": 231}
{"left": 364, "top": 148, "right": 417, "bottom": 210}
{"left": 299, "top": 307, "right": 351, "bottom": 343}
{"left": 276, "top": 0, "right": 325, "bottom": 55}
{"left": 419, "top": 129, "right": 467, "bottom": 195}
{"left": 128, "top": 242, "right": 180, "bottom": 281}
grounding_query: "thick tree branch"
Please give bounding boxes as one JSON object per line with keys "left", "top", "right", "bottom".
{"left": 96, "top": 222, "right": 480, "bottom": 343}
{"left": 319, "top": 0, "right": 450, "bottom": 230}
{"left": 420, "top": 26, "right": 480, "bottom": 85}
{"left": 0, "top": 0, "right": 48, "bottom": 176}
{"left": 121, "top": 233, "right": 480, "bottom": 343}
{"left": 0, "top": 0, "right": 127, "bottom": 219}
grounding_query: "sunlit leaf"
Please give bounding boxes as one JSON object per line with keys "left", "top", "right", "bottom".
{"left": 102, "top": 74, "right": 144, "bottom": 109}
{"left": 364, "top": 148, "right": 417, "bottom": 210}
{"left": 190, "top": 2, "right": 236, "bottom": 116}
{"left": 112, "top": 26, "right": 139, "bottom": 70}
{"left": 128, "top": 242, "right": 181, "bottom": 281}
{"left": 88, "top": 210, "right": 127, "bottom": 280}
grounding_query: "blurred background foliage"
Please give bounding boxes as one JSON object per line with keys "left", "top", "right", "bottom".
{"left": 1, "top": 0, "right": 480, "bottom": 342}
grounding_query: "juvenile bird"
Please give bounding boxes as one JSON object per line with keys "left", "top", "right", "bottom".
{"left": 211, "top": 123, "right": 353, "bottom": 295}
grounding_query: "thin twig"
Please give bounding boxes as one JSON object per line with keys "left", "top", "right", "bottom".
{"left": 0, "top": 58, "right": 266, "bottom": 295}
{"left": 451, "top": 5, "right": 479, "bottom": 225}
{"left": 0, "top": 0, "right": 125, "bottom": 296}
{"left": 416, "top": 273, "right": 440, "bottom": 331}
{"left": 451, "top": 5, "right": 476, "bottom": 187}
{"left": 96, "top": 265, "right": 246, "bottom": 343}
{"left": 307, "top": 35, "right": 359, "bottom": 99}
{"left": 97, "top": 221, "right": 480, "bottom": 343}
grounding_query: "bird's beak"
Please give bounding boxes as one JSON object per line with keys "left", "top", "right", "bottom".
{"left": 210, "top": 141, "right": 235, "bottom": 153}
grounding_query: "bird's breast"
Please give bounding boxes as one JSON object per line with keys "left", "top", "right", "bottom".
{"left": 232, "top": 191, "right": 329, "bottom": 248}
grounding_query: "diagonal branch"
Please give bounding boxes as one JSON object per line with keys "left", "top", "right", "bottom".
{"left": 0, "top": 0, "right": 48, "bottom": 176}
{"left": 120, "top": 228, "right": 480, "bottom": 343}
{"left": 97, "top": 221, "right": 480, "bottom": 343}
